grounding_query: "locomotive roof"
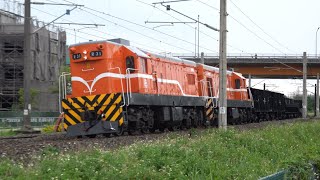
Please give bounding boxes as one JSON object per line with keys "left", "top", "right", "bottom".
{"left": 147, "top": 53, "right": 197, "bottom": 67}
{"left": 201, "top": 64, "right": 233, "bottom": 75}
{"left": 70, "top": 40, "right": 197, "bottom": 67}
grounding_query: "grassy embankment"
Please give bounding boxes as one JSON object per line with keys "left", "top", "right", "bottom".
{"left": 0, "top": 129, "right": 17, "bottom": 137}
{"left": 1, "top": 120, "right": 320, "bottom": 179}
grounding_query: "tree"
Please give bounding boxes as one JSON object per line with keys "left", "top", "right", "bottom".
{"left": 18, "top": 88, "right": 39, "bottom": 110}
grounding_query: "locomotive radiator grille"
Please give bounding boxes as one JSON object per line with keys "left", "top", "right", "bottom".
{"left": 205, "top": 98, "right": 214, "bottom": 121}
{"left": 61, "top": 93, "right": 124, "bottom": 130}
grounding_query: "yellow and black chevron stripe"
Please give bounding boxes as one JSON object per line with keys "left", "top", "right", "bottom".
{"left": 61, "top": 93, "right": 124, "bottom": 130}
{"left": 205, "top": 98, "right": 214, "bottom": 121}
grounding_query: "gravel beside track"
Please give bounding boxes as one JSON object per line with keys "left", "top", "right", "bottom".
{"left": 0, "top": 118, "right": 317, "bottom": 163}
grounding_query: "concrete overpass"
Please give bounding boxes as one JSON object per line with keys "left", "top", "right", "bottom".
{"left": 173, "top": 54, "right": 320, "bottom": 79}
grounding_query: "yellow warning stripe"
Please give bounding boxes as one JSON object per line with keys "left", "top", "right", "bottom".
{"left": 62, "top": 93, "right": 124, "bottom": 130}
{"left": 64, "top": 114, "right": 77, "bottom": 125}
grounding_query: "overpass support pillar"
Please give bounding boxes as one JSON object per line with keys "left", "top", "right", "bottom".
{"left": 302, "top": 52, "right": 307, "bottom": 119}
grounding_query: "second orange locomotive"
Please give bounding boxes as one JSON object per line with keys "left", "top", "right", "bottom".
{"left": 61, "top": 39, "right": 252, "bottom": 137}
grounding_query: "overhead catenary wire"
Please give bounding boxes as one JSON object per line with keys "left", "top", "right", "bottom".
{"left": 78, "top": 8, "right": 195, "bottom": 53}
{"left": 195, "top": 0, "right": 287, "bottom": 55}
{"left": 61, "top": 0, "right": 218, "bottom": 53}
{"left": 136, "top": 0, "right": 250, "bottom": 54}
{"left": 229, "top": 0, "right": 296, "bottom": 54}
{"left": 31, "top": 6, "right": 190, "bottom": 53}
{"left": 194, "top": 0, "right": 307, "bottom": 77}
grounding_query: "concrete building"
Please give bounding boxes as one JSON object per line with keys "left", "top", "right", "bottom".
{"left": 0, "top": 10, "right": 66, "bottom": 111}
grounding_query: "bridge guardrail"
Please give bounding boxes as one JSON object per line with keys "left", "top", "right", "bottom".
{"left": 172, "top": 53, "right": 320, "bottom": 59}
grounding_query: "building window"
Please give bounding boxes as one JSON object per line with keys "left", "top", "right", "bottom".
{"left": 187, "top": 74, "right": 195, "bottom": 85}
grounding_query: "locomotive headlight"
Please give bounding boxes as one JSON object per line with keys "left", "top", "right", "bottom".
{"left": 70, "top": 47, "right": 76, "bottom": 53}
{"left": 101, "top": 113, "right": 106, "bottom": 118}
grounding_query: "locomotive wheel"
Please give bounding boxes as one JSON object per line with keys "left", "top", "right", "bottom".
{"left": 128, "top": 129, "right": 136, "bottom": 135}
{"left": 149, "top": 128, "right": 156, "bottom": 133}
{"left": 103, "top": 133, "right": 111, "bottom": 138}
{"left": 159, "top": 126, "right": 165, "bottom": 132}
{"left": 86, "top": 134, "right": 97, "bottom": 138}
{"left": 168, "top": 127, "right": 174, "bottom": 131}
{"left": 113, "top": 126, "right": 124, "bottom": 136}
{"left": 140, "top": 127, "right": 148, "bottom": 134}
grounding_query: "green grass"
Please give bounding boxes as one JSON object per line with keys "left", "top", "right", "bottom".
{"left": 0, "top": 129, "right": 17, "bottom": 137}
{"left": 1, "top": 121, "right": 320, "bottom": 179}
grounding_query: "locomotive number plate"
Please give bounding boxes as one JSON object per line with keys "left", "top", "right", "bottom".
{"left": 72, "top": 53, "right": 81, "bottom": 60}
{"left": 90, "top": 51, "right": 103, "bottom": 57}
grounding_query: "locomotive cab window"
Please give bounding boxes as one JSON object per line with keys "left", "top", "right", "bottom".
{"left": 235, "top": 79, "right": 241, "bottom": 89}
{"left": 126, "top": 56, "right": 135, "bottom": 73}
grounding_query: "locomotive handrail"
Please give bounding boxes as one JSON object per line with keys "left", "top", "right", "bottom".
{"left": 81, "top": 68, "right": 95, "bottom": 72}
{"left": 199, "top": 79, "right": 214, "bottom": 98}
{"left": 248, "top": 87, "right": 254, "bottom": 108}
{"left": 152, "top": 72, "right": 159, "bottom": 96}
{"left": 126, "top": 68, "right": 139, "bottom": 106}
{"left": 199, "top": 79, "right": 218, "bottom": 108}
{"left": 199, "top": 79, "right": 205, "bottom": 97}
{"left": 59, "top": 72, "right": 71, "bottom": 113}
{"left": 108, "top": 67, "right": 126, "bottom": 107}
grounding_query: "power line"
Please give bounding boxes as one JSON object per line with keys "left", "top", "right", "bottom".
{"left": 195, "top": 0, "right": 287, "bottom": 55}
{"left": 228, "top": 15, "right": 285, "bottom": 54}
{"left": 137, "top": 0, "right": 250, "bottom": 54}
{"left": 31, "top": 6, "right": 174, "bottom": 53}
{"left": 229, "top": 0, "right": 296, "bottom": 54}
{"left": 61, "top": 0, "right": 217, "bottom": 53}
{"left": 78, "top": 8, "right": 195, "bottom": 53}
{"left": 195, "top": 0, "right": 219, "bottom": 12}
{"left": 157, "top": 0, "right": 249, "bottom": 54}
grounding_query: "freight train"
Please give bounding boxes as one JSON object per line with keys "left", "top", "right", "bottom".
{"left": 60, "top": 39, "right": 302, "bottom": 137}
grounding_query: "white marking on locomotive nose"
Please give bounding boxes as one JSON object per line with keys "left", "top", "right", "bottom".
{"left": 84, "top": 55, "right": 87, "bottom": 60}
{"left": 83, "top": 50, "right": 87, "bottom": 54}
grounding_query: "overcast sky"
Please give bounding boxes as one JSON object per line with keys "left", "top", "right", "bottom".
{"left": 2, "top": 0, "right": 320, "bottom": 96}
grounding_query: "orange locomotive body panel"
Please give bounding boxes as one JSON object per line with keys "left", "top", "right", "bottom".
{"left": 62, "top": 40, "right": 256, "bottom": 137}
{"left": 68, "top": 41, "right": 201, "bottom": 98}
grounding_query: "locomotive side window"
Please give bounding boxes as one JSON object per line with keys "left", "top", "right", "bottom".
{"left": 139, "top": 58, "right": 147, "bottom": 73}
{"left": 235, "top": 79, "right": 241, "bottom": 89}
{"left": 126, "top": 56, "right": 135, "bottom": 73}
{"left": 187, "top": 74, "right": 195, "bottom": 85}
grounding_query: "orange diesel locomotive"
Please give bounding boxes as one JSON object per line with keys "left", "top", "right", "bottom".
{"left": 61, "top": 39, "right": 252, "bottom": 137}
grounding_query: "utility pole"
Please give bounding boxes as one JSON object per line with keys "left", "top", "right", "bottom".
{"left": 315, "top": 84, "right": 317, "bottom": 117}
{"left": 198, "top": 15, "right": 200, "bottom": 58}
{"left": 218, "top": 0, "right": 227, "bottom": 129}
{"left": 316, "top": 73, "right": 319, "bottom": 117}
{"left": 248, "top": 74, "right": 251, "bottom": 88}
{"left": 302, "top": 52, "right": 307, "bottom": 119}
{"left": 22, "top": 0, "right": 32, "bottom": 131}
{"left": 200, "top": 52, "right": 204, "bottom": 64}
{"left": 18, "top": 1, "right": 80, "bottom": 133}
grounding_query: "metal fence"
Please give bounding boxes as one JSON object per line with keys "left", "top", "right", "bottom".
{"left": 0, "top": 111, "right": 60, "bottom": 129}
{"left": 0, "top": 117, "right": 58, "bottom": 129}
